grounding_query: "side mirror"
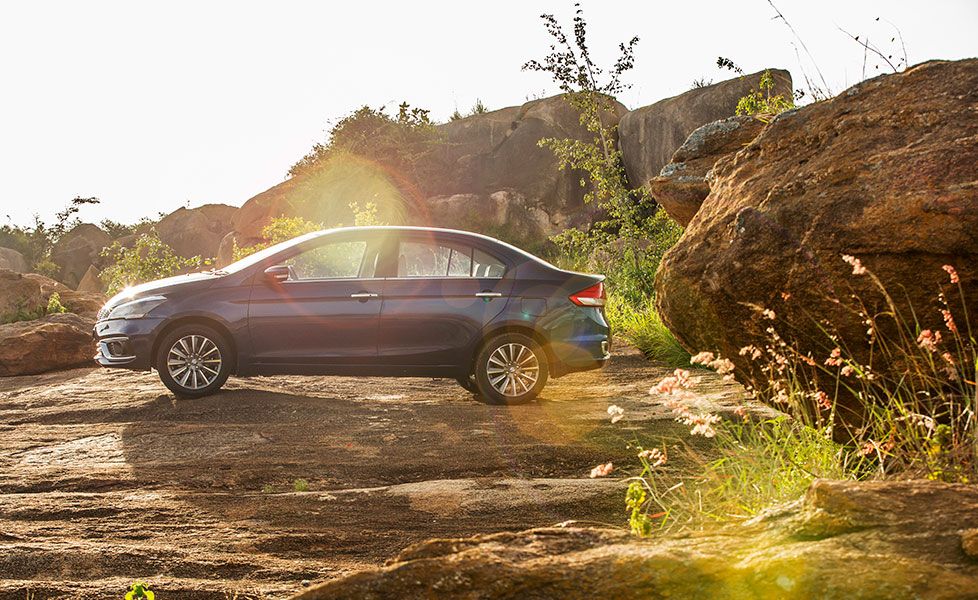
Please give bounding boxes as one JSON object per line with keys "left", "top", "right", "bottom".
{"left": 264, "top": 265, "right": 290, "bottom": 283}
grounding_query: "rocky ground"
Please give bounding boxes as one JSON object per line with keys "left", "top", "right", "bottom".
{"left": 0, "top": 345, "right": 746, "bottom": 599}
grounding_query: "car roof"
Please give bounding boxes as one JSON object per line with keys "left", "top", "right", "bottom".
{"left": 313, "top": 226, "right": 554, "bottom": 266}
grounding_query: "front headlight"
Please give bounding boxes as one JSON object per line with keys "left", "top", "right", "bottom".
{"left": 106, "top": 295, "right": 167, "bottom": 320}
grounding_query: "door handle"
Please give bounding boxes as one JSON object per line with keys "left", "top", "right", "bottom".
{"left": 475, "top": 292, "right": 502, "bottom": 298}
{"left": 351, "top": 292, "right": 380, "bottom": 299}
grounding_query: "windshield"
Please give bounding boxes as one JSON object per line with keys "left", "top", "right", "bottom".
{"left": 220, "top": 231, "right": 328, "bottom": 274}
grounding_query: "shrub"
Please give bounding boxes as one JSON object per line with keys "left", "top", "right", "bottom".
{"left": 46, "top": 292, "right": 67, "bottom": 315}
{"left": 735, "top": 69, "right": 795, "bottom": 121}
{"left": 100, "top": 232, "right": 204, "bottom": 295}
{"left": 293, "top": 478, "right": 309, "bottom": 492}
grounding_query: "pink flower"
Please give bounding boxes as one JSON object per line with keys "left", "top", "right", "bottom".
{"left": 733, "top": 405, "right": 749, "bottom": 421}
{"left": 651, "top": 369, "right": 692, "bottom": 395}
{"left": 943, "top": 265, "right": 960, "bottom": 284}
{"left": 607, "top": 404, "right": 625, "bottom": 424}
{"left": 679, "top": 412, "right": 721, "bottom": 438}
{"left": 814, "top": 391, "right": 832, "bottom": 410}
{"left": 739, "top": 345, "right": 763, "bottom": 360}
{"left": 638, "top": 448, "right": 667, "bottom": 468}
{"left": 841, "top": 365, "right": 854, "bottom": 377}
{"left": 762, "top": 308, "right": 776, "bottom": 320}
{"left": 916, "top": 329, "right": 941, "bottom": 353}
{"left": 842, "top": 254, "right": 867, "bottom": 275}
{"left": 942, "top": 309, "right": 958, "bottom": 335}
{"left": 589, "top": 462, "right": 614, "bottom": 478}
{"left": 824, "top": 347, "right": 843, "bottom": 367}
{"left": 690, "top": 351, "right": 716, "bottom": 366}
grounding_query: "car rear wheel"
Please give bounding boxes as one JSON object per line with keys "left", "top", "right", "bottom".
{"left": 474, "top": 333, "right": 548, "bottom": 404}
{"left": 156, "top": 324, "right": 231, "bottom": 398}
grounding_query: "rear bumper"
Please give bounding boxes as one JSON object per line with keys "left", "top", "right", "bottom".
{"left": 545, "top": 307, "right": 612, "bottom": 377}
{"left": 92, "top": 317, "right": 164, "bottom": 370}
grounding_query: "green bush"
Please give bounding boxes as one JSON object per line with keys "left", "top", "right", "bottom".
{"left": 100, "top": 232, "right": 203, "bottom": 295}
{"left": 736, "top": 69, "right": 794, "bottom": 121}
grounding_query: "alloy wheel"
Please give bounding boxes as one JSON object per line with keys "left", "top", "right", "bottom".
{"left": 486, "top": 342, "right": 539, "bottom": 397}
{"left": 166, "top": 334, "right": 223, "bottom": 390}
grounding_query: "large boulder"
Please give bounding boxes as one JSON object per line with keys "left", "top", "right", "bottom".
{"left": 295, "top": 479, "right": 978, "bottom": 599}
{"left": 156, "top": 204, "right": 236, "bottom": 259}
{"left": 230, "top": 94, "right": 628, "bottom": 247}
{"left": 618, "top": 69, "right": 792, "bottom": 191}
{"left": 0, "top": 247, "right": 29, "bottom": 273}
{"left": 0, "top": 312, "right": 95, "bottom": 376}
{"left": 50, "top": 223, "right": 111, "bottom": 288}
{"left": 655, "top": 60, "right": 978, "bottom": 422}
{"left": 647, "top": 115, "right": 765, "bottom": 226}
{"left": 0, "top": 270, "right": 45, "bottom": 322}
{"left": 21, "top": 272, "right": 103, "bottom": 318}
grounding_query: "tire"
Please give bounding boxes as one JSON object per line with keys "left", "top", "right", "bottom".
{"left": 456, "top": 375, "right": 479, "bottom": 394}
{"left": 156, "top": 324, "right": 232, "bottom": 398}
{"left": 474, "top": 333, "right": 549, "bottom": 404}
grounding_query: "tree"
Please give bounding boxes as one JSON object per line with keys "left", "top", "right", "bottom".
{"left": 523, "top": 3, "right": 653, "bottom": 240}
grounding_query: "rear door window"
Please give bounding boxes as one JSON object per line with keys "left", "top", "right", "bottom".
{"left": 396, "top": 241, "right": 504, "bottom": 278}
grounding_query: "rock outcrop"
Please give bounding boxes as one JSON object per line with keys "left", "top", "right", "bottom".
{"left": 655, "top": 59, "right": 978, "bottom": 422}
{"left": 0, "top": 247, "right": 29, "bottom": 273}
{"left": 156, "top": 203, "right": 236, "bottom": 259}
{"left": 228, "top": 94, "right": 628, "bottom": 252}
{"left": 618, "top": 69, "right": 792, "bottom": 192}
{"left": 294, "top": 479, "right": 978, "bottom": 600}
{"left": 647, "top": 115, "right": 765, "bottom": 226}
{"left": 0, "top": 271, "right": 45, "bottom": 321}
{"left": 0, "top": 312, "right": 94, "bottom": 376}
{"left": 50, "top": 223, "right": 111, "bottom": 288}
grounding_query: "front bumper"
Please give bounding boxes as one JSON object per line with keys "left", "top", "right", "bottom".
{"left": 93, "top": 317, "right": 165, "bottom": 370}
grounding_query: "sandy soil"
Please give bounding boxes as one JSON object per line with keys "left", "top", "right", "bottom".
{"left": 0, "top": 345, "right": 747, "bottom": 599}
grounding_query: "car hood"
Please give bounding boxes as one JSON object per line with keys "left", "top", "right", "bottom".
{"left": 102, "top": 272, "right": 223, "bottom": 312}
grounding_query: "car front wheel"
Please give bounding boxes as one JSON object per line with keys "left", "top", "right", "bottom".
{"left": 474, "top": 333, "right": 548, "bottom": 404}
{"left": 156, "top": 324, "right": 231, "bottom": 398}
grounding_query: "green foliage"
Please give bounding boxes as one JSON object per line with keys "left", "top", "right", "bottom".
{"left": 293, "top": 478, "right": 309, "bottom": 492}
{"left": 125, "top": 582, "right": 155, "bottom": 600}
{"left": 46, "top": 292, "right": 67, "bottom": 315}
{"left": 350, "top": 201, "right": 385, "bottom": 226}
{"left": 289, "top": 103, "right": 440, "bottom": 186}
{"left": 735, "top": 69, "right": 795, "bottom": 121}
{"left": 100, "top": 214, "right": 161, "bottom": 239}
{"left": 606, "top": 295, "right": 690, "bottom": 367}
{"left": 232, "top": 216, "right": 324, "bottom": 261}
{"left": 100, "top": 231, "right": 203, "bottom": 295}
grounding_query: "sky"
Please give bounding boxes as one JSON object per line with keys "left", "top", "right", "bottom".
{"left": 1, "top": 0, "right": 976, "bottom": 227}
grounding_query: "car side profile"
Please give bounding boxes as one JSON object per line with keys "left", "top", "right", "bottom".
{"left": 94, "top": 226, "right": 610, "bottom": 403}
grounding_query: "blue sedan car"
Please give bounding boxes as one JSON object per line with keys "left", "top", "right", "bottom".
{"left": 94, "top": 226, "right": 610, "bottom": 404}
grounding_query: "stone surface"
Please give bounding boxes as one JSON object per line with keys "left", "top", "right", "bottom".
{"left": 655, "top": 59, "right": 978, "bottom": 423}
{"left": 0, "top": 247, "right": 29, "bottom": 273}
{"left": 50, "top": 223, "right": 111, "bottom": 288}
{"left": 0, "top": 312, "right": 94, "bottom": 376}
{"left": 156, "top": 203, "right": 236, "bottom": 259}
{"left": 618, "top": 69, "right": 792, "bottom": 191}
{"left": 18, "top": 272, "right": 102, "bottom": 317}
{"left": 647, "top": 115, "right": 765, "bottom": 226}
{"left": 76, "top": 264, "right": 103, "bottom": 293}
{"left": 230, "top": 94, "right": 628, "bottom": 246}
{"left": 0, "top": 270, "right": 45, "bottom": 321}
{"left": 294, "top": 479, "right": 978, "bottom": 600}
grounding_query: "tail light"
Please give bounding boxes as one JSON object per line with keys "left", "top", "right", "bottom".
{"left": 569, "top": 282, "right": 606, "bottom": 307}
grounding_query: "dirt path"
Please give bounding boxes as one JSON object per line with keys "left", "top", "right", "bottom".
{"left": 0, "top": 345, "right": 746, "bottom": 599}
